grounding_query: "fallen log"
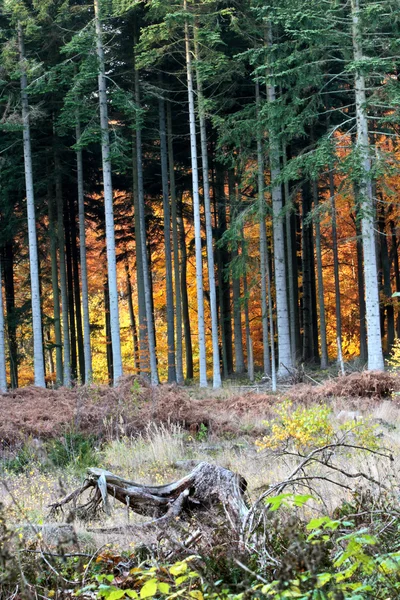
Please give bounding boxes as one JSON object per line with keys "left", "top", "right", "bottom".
{"left": 49, "top": 462, "right": 249, "bottom": 532}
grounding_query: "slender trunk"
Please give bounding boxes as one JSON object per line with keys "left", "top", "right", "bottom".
{"left": 312, "top": 181, "right": 328, "bottom": 368}
{"left": 94, "top": 0, "right": 123, "bottom": 384}
{"left": 55, "top": 146, "right": 71, "bottom": 386}
{"left": 46, "top": 329, "right": 55, "bottom": 377}
{"left": 159, "top": 94, "right": 176, "bottom": 382}
{"left": 17, "top": 22, "right": 45, "bottom": 387}
{"left": 242, "top": 258, "right": 254, "bottom": 382}
{"left": 390, "top": 221, "right": 400, "bottom": 337}
{"left": 3, "top": 242, "right": 18, "bottom": 388}
{"left": 104, "top": 276, "right": 113, "bottom": 385}
{"left": 0, "top": 258, "right": 7, "bottom": 392}
{"left": 125, "top": 260, "right": 139, "bottom": 373}
{"left": 177, "top": 195, "right": 193, "bottom": 379}
{"left": 134, "top": 54, "right": 158, "bottom": 386}
{"left": 167, "top": 103, "right": 184, "bottom": 384}
{"left": 194, "top": 29, "right": 221, "bottom": 388}
{"left": 282, "top": 145, "right": 297, "bottom": 364}
{"left": 76, "top": 110, "right": 92, "bottom": 383}
{"left": 256, "top": 82, "right": 270, "bottom": 376}
{"left": 65, "top": 201, "right": 77, "bottom": 381}
{"left": 351, "top": 0, "right": 384, "bottom": 370}
{"left": 266, "top": 25, "right": 293, "bottom": 376}
{"left": 265, "top": 225, "right": 277, "bottom": 391}
{"left": 184, "top": 1, "right": 207, "bottom": 387}
{"left": 229, "top": 171, "right": 245, "bottom": 375}
{"left": 47, "top": 180, "right": 63, "bottom": 386}
{"left": 329, "top": 170, "right": 343, "bottom": 364}
{"left": 69, "top": 196, "right": 85, "bottom": 381}
{"left": 378, "top": 203, "right": 395, "bottom": 350}
{"left": 354, "top": 206, "right": 368, "bottom": 362}
{"left": 302, "top": 182, "right": 314, "bottom": 363}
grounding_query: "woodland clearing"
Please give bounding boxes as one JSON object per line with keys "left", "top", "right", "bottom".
{"left": 1, "top": 371, "right": 400, "bottom": 599}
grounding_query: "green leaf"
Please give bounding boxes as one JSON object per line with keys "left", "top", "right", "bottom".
{"left": 158, "top": 582, "right": 170, "bottom": 594}
{"left": 140, "top": 579, "right": 158, "bottom": 599}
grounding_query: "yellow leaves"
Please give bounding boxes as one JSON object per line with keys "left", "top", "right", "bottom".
{"left": 256, "top": 400, "right": 334, "bottom": 451}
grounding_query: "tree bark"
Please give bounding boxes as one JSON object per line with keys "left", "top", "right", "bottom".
{"left": 3, "top": 242, "right": 18, "bottom": 388}
{"left": 124, "top": 260, "right": 140, "bottom": 374}
{"left": 378, "top": 202, "right": 394, "bottom": 351}
{"left": 159, "top": 94, "right": 176, "bottom": 383}
{"left": 104, "top": 276, "right": 113, "bottom": 386}
{"left": 177, "top": 196, "right": 194, "bottom": 380}
{"left": 17, "top": 22, "right": 45, "bottom": 388}
{"left": 312, "top": 181, "right": 328, "bottom": 369}
{"left": 69, "top": 196, "right": 85, "bottom": 382}
{"left": 351, "top": 0, "right": 384, "bottom": 370}
{"left": 65, "top": 197, "right": 77, "bottom": 381}
{"left": 76, "top": 110, "right": 92, "bottom": 383}
{"left": 256, "top": 82, "right": 270, "bottom": 376}
{"left": 329, "top": 170, "right": 343, "bottom": 367}
{"left": 167, "top": 103, "right": 184, "bottom": 384}
{"left": 184, "top": 1, "right": 207, "bottom": 387}
{"left": 302, "top": 182, "right": 315, "bottom": 363}
{"left": 0, "top": 257, "right": 7, "bottom": 392}
{"left": 194, "top": 29, "right": 221, "bottom": 388}
{"left": 354, "top": 205, "right": 368, "bottom": 363}
{"left": 390, "top": 221, "right": 400, "bottom": 337}
{"left": 94, "top": 0, "right": 123, "bottom": 384}
{"left": 229, "top": 171, "right": 245, "bottom": 375}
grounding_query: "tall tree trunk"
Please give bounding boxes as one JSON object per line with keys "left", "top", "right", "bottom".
{"left": 104, "top": 276, "right": 113, "bottom": 385}
{"left": 312, "top": 181, "right": 328, "bottom": 369}
{"left": 69, "top": 196, "right": 85, "bottom": 381}
{"left": 17, "top": 22, "right": 45, "bottom": 388}
{"left": 167, "top": 102, "right": 184, "bottom": 384}
{"left": 390, "top": 221, "right": 400, "bottom": 337}
{"left": 177, "top": 195, "right": 193, "bottom": 380}
{"left": 229, "top": 171, "right": 245, "bottom": 375}
{"left": 242, "top": 252, "right": 254, "bottom": 382}
{"left": 54, "top": 146, "right": 71, "bottom": 387}
{"left": 256, "top": 82, "right": 270, "bottom": 376}
{"left": 3, "top": 242, "right": 18, "bottom": 388}
{"left": 351, "top": 0, "right": 384, "bottom": 370}
{"left": 0, "top": 257, "right": 7, "bottom": 392}
{"left": 194, "top": 29, "right": 221, "bottom": 388}
{"left": 133, "top": 48, "right": 158, "bottom": 386}
{"left": 378, "top": 203, "right": 395, "bottom": 351}
{"left": 354, "top": 206, "right": 368, "bottom": 362}
{"left": 65, "top": 201, "right": 77, "bottom": 381}
{"left": 159, "top": 94, "right": 176, "bottom": 383}
{"left": 329, "top": 170, "right": 343, "bottom": 366}
{"left": 282, "top": 146, "right": 298, "bottom": 365}
{"left": 265, "top": 222, "right": 277, "bottom": 391}
{"left": 266, "top": 25, "right": 293, "bottom": 376}
{"left": 76, "top": 110, "right": 92, "bottom": 383}
{"left": 125, "top": 260, "right": 140, "bottom": 373}
{"left": 302, "top": 182, "right": 314, "bottom": 363}
{"left": 94, "top": 0, "right": 123, "bottom": 384}
{"left": 184, "top": 0, "right": 207, "bottom": 387}
{"left": 47, "top": 179, "right": 63, "bottom": 386}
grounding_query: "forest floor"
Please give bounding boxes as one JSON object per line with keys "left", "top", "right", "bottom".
{"left": 1, "top": 368, "right": 400, "bottom": 597}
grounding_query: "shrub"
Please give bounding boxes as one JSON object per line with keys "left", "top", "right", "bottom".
{"left": 46, "top": 431, "right": 98, "bottom": 471}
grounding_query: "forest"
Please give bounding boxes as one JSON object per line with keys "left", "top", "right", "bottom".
{"left": 2, "top": 1, "right": 400, "bottom": 598}
{"left": 0, "top": 0, "right": 398, "bottom": 390}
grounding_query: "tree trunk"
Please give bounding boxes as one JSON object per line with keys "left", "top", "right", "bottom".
{"left": 54, "top": 145, "right": 71, "bottom": 387}
{"left": 194, "top": 29, "right": 221, "bottom": 389}
{"left": 17, "top": 22, "right": 45, "bottom": 388}
{"left": 390, "top": 221, "right": 400, "bottom": 337}
{"left": 242, "top": 259, "right": 254, "bottom": 382}
{"left": 378, "top": 202, "right": 395, "bottom": 351}
{"left": 76, "top": 110, "right": 92, "bottom": 383}
{"left": 3, "top": 242, "right": 18, "bottom": 388}
{"left": 266, "top": 26, "right": 293, "bottom": 376}
{"left": 104, "top": 276, "right": 113, "bottom": 386}
{"left": 312, "top": 181, "right": 328, "bottom": 369}
{"left": 329, "top": 170, "right": 343, "bottom": 367}
{"left": 69, "top": 196, "right": 85, "bottom": 382}
{"left": 184, "top": 1, "right": 207, "bottom": 387}
{"left": 167, "top": 103, "right": 184, "bottom": 384}
{"left": 256, "top": 82, "right": 270, "bottom": 376}
{"left": 94, "top": 0, "right": 123, "bottom": 384}
{"left": 229, "top": 171, "right": 245, "bottom": 375}
{"left": 354, "top": 206, "right": 368, "bottom": 362}
{"left": 0, "top": 257, "right": 7, "bottom": 392}
{"left": 302, "top": 182, "right": 314, "bottom": 363}
{"left": 159, "top": 94, "right": 176, "bottom": 383}
{"left": 133, "top": 48, "right": 158, "bottom": 386}
{"left": 177, "top": 196, "right": 193, "bottom": 380}
{"left": 125, "top": 260, "right": 140, "bottom": 373}
{"left": 65, "top": 197, "right": 77, "bottom": 381}
{"left": 351, "top": 0, "right": 384, "bottom": 370}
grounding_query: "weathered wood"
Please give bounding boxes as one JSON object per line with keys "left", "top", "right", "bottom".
{"left": 49, "top": 462, "right": 249, "bottom": 531}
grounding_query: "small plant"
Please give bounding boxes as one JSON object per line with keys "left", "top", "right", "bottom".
{"left": 46, "top": 431, "right": 99, "bottom": 471}
{"left": 196, "top": 423, "right": 208, "bottom": 442}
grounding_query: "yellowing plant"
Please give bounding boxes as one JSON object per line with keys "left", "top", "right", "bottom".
{"left": 388, "top": 337, "right": 400, "bottom": 371}
{"left": 256, "top": 400, "right": 334, "bottom": 451}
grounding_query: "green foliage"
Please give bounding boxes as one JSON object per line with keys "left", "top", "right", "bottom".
{"left": 46, "top": 431, "right": 99, "bottom": 471}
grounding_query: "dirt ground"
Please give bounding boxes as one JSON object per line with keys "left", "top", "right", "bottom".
{"left": 0, "top": 370, "right": 398, "bottom": 446}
